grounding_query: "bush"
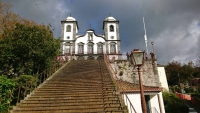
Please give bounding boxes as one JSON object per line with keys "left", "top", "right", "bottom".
{"left": 0, "top": 76, "right": 17, "bottom": 112}
{"left": 162, "top": 92, "right": 189, "bottom": 113}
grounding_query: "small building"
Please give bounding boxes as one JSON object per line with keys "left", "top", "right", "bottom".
{"left": 157, "top": 64, "right": 169, "bottom": 92}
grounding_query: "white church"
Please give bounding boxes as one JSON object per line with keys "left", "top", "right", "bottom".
{"left": 60, "top": 15, "right": 121, "bottom": 60}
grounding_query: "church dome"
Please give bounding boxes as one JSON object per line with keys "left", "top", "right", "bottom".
{"left": 65, "top": 16, "right": 76, "bottom": 21}
{"left": 105, "top": 16, "right": 116, "bottom": 21}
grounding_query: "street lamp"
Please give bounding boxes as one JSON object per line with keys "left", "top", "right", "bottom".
{"left": 130, "top": 49, "right": 147, "bottom": 113}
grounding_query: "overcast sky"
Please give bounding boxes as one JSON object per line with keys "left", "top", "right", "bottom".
{"left": 2, "top": 0, "right": 200, "bottom": 65}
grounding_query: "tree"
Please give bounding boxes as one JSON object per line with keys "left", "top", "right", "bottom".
{"left": 181, "top": 62, "right": 194, "bottom": 82}
{"left": 165, "top": 61, "right": 182, "bottom": 85}
{"left": 0, "top": 22, "right": 59, "bottom": 77}
{"left": 196, "top": 56, "right": 200, "bottom": 67}
{"left": 165, "top": 60, "right": 196, "bottom": 86}
{"left": 0, "top": 1, "right": 23, "bottom": 35}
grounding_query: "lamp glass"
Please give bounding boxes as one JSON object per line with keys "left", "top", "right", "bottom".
{"left": 133, "top": 51, "right": 144, "bottom": 65}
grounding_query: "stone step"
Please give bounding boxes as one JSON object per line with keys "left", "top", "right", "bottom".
{"left": 24, "top": 96, "right": 120, "bottom": 101}
{"left": 33, "top": 89, "right": 115, "bottom": 94}
{"left": 26, "top": 94, "right": 119, "bottom": 99}
{"left": 12, "top": 110, "right": 126, "bottom": 113}
{"left": 18, "top": 102, "right": 121, "bottom": 108}
{"left": 11, "top": 60, "right": 125, "bottom": 112}
{"left": 12, "top": 109, "right": 126, "bottom": 113}
{"left": 20, "top": 99, "right": 120, "bottom": 104}
{"left": 14, "top": 105, "right": 122, "bottom": 111}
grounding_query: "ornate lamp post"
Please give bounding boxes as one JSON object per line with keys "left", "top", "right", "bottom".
{"left": 130, "top": 49, "right": 147, "bottom": 113}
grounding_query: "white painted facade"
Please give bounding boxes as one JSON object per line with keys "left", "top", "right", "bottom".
{"left": 60, "top": 16, "right": 121, "bottom": 60}
{"left": 123, "top": 92, "right": 165, "bottom": 113}
{"left": 157, "top": 66, "right": 169, "bottom": 92}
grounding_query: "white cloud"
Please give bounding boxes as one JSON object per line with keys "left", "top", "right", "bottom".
{"left": 155, "top": 20, "right": 200, "bottom": 64}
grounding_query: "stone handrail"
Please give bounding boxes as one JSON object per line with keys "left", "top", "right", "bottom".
{"left": 103, "top": 54, "right": 137, "bottom": 113}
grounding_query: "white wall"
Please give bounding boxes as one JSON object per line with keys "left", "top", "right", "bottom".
{"left": 63, "top": 23, "right": 73, "bottom": 40}
{"left": 124, "top": 93, "right": 142, "bottom": 113}
{"left": 149, "top": 94, "right": 160, "bottom": 113}
{"left": 157, "top": 67, "right": 169, "bottom": 92}
{"left": 75, "top": 32, "right": 105, "bottom": 54}
{"left": 107, "top": 23, "right": 117, "bottom": 40}
{"left": 124, "top": 92, "right": 165, "bottom": 113}
{"left": 158, "top": 92, "right": 165, "bottom": 113}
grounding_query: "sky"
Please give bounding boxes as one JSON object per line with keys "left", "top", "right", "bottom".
{"left": 2, "top": 0, "right": 200, "bottom": 65}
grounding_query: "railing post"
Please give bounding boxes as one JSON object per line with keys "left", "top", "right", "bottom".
{"left": 7, "top": 91, "right": 13, "bottom": 112}
{"left": 17, "top": 87, "right": 21, "bottom": 104}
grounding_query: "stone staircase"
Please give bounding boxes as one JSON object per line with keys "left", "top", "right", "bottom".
{"left": 11, "top": 60, "right": 126, "bottom": 113}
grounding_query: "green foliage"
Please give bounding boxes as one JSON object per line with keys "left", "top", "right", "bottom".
{"left": 0, "top": 76, "right": 16, "bottom": 112}
{"left": 165, "top": 60, "right": 196, "bottom": 86}
{"left": 162, "top": 92, "right": 189, "bottom": 113}
{"left": 0, "top": 22, "right": 59, "bottom": 76}
{"left": 15, "top": 75, "right": 37, "bottom": 85}
{"left": 165, "top": 61, "right": 182, "bottom": 85}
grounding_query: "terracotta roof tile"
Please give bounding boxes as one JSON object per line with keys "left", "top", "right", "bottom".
{"left": 115, "top": 79, "right": 163, "bottom": 93}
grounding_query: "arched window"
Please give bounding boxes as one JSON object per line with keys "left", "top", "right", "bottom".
{"left": 78, "top": 42, "right": 84, "bottom": 54}
{"left": 110, "top": 42, "right": 116, "bottom": 54}
{"left": 97, "top": 42, "right": 103, "bottom": 54}
{"left": 64, "top": 43, "right": 71, "bottom": 54}
{"left": 66, "top": 25, "right": 71, "bottom": 32}
{"left": 110, "top": 25, "right": 114, "bottom": 32}
{"left": 88, "top": 42, "right": 94, "bottom": 54}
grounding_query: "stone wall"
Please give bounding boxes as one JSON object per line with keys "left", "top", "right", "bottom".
{"left": 110, "top": 58, "right": 160, "bottom": 87}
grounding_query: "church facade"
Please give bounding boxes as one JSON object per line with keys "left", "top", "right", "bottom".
{"left": 60, "top": 16, "right": 121, "bottom": 60}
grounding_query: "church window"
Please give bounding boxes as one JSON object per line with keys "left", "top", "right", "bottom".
{"left": 97, "top": 44, "right": 103, "bottom": 54}
{"left": 110, "top": 25, "right": 114, "bottom": 32}
{"left": 65, "top": 46, "right": 70, "bottom": 54}
{"left": 78, "top": 45, "right": 84, "bottom": 54}
{"left": 88, "top": 43, "right": 93, "bottom": 54}
{"left": 64, "top": 43, "right": 71, "bottom": 54}
{"left": 110, "top": 43, "right": 116, "bottom": 54}
{"left": 66, "top": 25, "right": 71, "bottom": 32}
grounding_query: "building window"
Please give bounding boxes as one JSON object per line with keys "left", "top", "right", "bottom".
{"left": 78, "top": 45, "right": 84, "bottom": 54}
{"left": 97, "top": 44, "right": 103, "bottom": 54}
{"left": 65, "top": 46, "right": 70, "bottom": 54}
{"left": 67, "top": 36, "right": 70, "bottom": 39}
{"left": 111, "top": 36, "right": 114, "bottom": 39}
{"left": 66, "top": 25, "right": 71, "bottom": 32}
{"left": 110, "top": 25, "right": 114, "bottom": 32}
{"left": 110, "top": 43, "right": 116, "bottom": 54}
{"left": 88, "top": 43, "right": 93, "bottom": 54}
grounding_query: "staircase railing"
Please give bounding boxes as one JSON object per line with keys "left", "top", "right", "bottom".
{"left": 0, "top": 61, "right": 67, "bottom": 113}
{"left": 149, "top": 107, "right": 159, "bottom": 113}
{"left": 121, "top": 88, "right": 137, "bottom": 113}
{"left": 103, "top": 54, "right": 137, "bottom": 113}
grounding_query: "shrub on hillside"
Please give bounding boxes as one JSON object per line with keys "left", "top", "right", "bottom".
{"left": 162, "top": 92, "right": 189, "bottom": 113}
